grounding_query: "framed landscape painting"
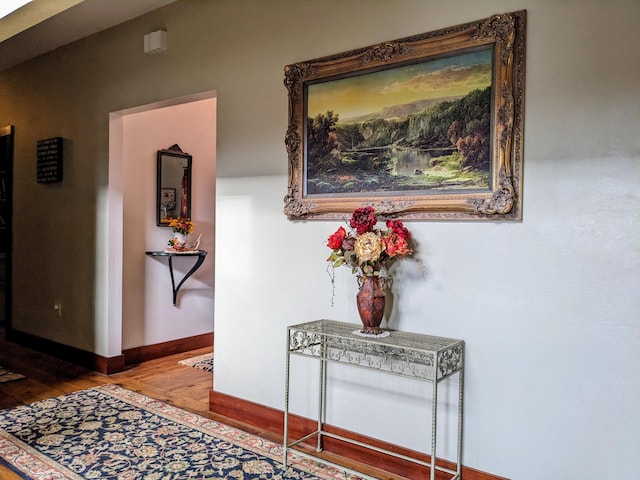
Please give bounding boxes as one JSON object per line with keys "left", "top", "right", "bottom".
{"left": 283, "top": 10, "right": 526, "bottom": 220}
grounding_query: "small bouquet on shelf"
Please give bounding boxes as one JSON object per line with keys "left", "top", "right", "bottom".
{"left": 169, "top": 218, "right": 194, "bottom": 235}
{"left": 167, "top": 218, "right": 195, "bottom": 252}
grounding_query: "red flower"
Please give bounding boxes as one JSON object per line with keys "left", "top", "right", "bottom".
{"left": 350, "top": 206, "right": 377, "bottom": 235}
{"left": 386, "top": 219, "right": 411, "bottom": 239}
{"left": 382, "top": 233, "right": 412, "bottom": 257}
{"left": 327, "top": 226, "right": 346, "bottom": 250}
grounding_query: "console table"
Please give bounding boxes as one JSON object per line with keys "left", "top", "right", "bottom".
{"left": 145, "top": 250, "right": 207, "bottom": 305}
{"left": 283, "top": 319, "right": 464, "bottom": 480}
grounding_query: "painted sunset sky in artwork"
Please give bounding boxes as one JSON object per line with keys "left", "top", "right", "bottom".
{"left": 307, "top": 48, "right": 493, "bottom": 121}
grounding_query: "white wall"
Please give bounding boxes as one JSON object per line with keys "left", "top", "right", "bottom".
{"left": 0, "top": 1, "right": 637, "bottom": 479}
{"left": 211, "top": 2, "right": 640, "bottom": 480}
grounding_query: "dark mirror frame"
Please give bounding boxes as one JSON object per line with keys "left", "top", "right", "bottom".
{"left": 156, "top": 144, "right": 192, "bottom": 226}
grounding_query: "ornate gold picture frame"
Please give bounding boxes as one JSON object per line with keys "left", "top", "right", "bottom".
{"left": 284, "top": 11, "right": 526, "bottom": 221}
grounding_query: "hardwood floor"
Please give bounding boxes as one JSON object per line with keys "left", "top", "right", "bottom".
{"left": 0, "top": 332, "right": 210, "bottom": 412}
{"left": 0, "top": 328, "right": 407, "bottom": 480}
{"left": 0, "top": 329, "right": 214, "bottom": 479}
{"left": 0, "top": 329, "right": 277, "bottom": 439}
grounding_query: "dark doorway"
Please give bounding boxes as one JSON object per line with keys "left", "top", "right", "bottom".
{"left": 0, "top": 125, "right": 13, "bottom": 329}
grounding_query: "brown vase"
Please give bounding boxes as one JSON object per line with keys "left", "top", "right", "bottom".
{"left": 356, "top": 275, "right": 386, "bottom": 334}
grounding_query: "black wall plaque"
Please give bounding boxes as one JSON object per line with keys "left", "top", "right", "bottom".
{"left": 37, "top": 137, "right": 63, "bottom": 183}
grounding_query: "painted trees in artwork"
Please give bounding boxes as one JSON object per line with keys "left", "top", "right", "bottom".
{"left": 306, "top": 87, "right": 492, "bottom": 194}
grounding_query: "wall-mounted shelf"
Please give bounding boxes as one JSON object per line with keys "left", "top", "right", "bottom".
{"left": 145, "top": 250, "right": 207, "bottom": 305}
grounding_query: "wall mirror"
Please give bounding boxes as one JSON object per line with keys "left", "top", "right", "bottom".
{"left": 157, "top": 144, "right": 192, "bottom": 226}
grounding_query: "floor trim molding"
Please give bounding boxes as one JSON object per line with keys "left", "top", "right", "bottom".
{"left": 5, "top": 327, "right": 212, "bottom": 375}
{"left": 122, "top": 332, "right": 213, "bottom": 366}
{"left": 5, "top": 327, "right": 124, "bottom": 374}
{"left": 210, "top": 389, "right": 507, "bottom": 480}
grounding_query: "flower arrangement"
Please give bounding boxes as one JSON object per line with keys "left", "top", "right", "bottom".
{"left": 168, "top": 218, "right": 194, "bottom": 250}
{"left": 169, "top": 218, "right": 194, "bottom": 235}
{"left": 327, "top": 206, "right": 413, "bottom": 278}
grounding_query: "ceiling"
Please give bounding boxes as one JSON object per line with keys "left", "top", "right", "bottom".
{"left": 0, "top": 0, "right": 178, "bottom": 72}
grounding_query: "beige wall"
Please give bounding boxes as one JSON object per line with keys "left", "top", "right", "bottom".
{"left": 0, "top": 1, "right": 639, "bottom": 479}
{"left": 118, "top": 98, "right": 216, "bottom": 351}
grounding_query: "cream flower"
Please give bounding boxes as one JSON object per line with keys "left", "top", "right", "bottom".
{"left": 354, "top": 232, "right": 384, "bottom": 263}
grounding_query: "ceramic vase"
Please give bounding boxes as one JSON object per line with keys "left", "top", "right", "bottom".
{"left": 171, "top": 232, "right": 187, "bottom": 250}
{"left": 356, "top": 275, "right": 386, "bottom": 334}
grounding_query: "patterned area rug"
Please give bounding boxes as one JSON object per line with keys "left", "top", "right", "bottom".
{"left": 178, "top": 352, "right": 214, "bottom": 372}
{"left": 0, "top": 384, "right": 359, "bottom": 479}
{"left": 0, "top": 367, "right": 24, "bottom": 383}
